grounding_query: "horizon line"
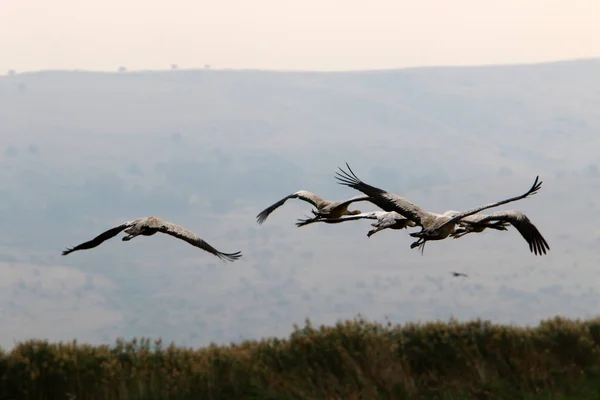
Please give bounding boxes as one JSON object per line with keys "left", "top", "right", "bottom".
{"left": 4, "top": 56, "right": 600, "bottom": 77}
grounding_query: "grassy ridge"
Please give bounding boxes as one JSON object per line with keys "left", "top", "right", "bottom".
{"left": 2, "top": 316, "right": 600, "bottom": 399}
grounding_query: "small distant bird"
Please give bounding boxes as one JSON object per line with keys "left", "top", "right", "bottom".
{"left": 61, "top": 216, "right": 242, "bottom": 262}
{"left": 256, "top": 190, "right": 371, "bottom": 225}
{"left": 335, "top": 162, "right": 544, "bottom": 254}
{"left": 295, "top": 210, "right": 417, "bottom": 237}
{"left": 451, "top": 272, "right": 468, "bottom": 278}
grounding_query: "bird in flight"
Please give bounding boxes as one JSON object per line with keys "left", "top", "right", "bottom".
{"left": 335, "top": 162, "right": 545, "bottom": 254}
{"left": 256, "top": 190, "right": 371, "bottom": 224}
{"left": 61, "top": 216, "right": 242, "bottom": 262}
{"left": 450, "top": 210, "right": 549, "bottom": 255}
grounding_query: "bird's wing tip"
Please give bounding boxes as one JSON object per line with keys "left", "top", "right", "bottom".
{"left": 221, "top": 251, "right": 243, "bottom": 261}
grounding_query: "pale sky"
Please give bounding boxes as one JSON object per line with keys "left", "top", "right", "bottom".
{"left": 2, "top": 0, "right": 599, "bottom": 73}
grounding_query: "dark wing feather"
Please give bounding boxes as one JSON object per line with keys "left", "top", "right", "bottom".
{"left": 158, "top": 222, "right": 242, "bottom": 262}
{"left": 469, "top": 210, "right": 550, "bottom": 256}
{"left": 334, "top": 162, "right": 428, "bottom": 225}
{"left": 61, "top": 223, "right": 131, "bottom": 255}
{"left": 440, "top": 176, "right": 543, "bottom": 229}
{"left": 255, "top": 191, "right": 324, "bottom": 225}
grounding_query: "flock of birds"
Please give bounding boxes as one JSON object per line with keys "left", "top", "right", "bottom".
{"left": 61, "top": 163, "right": 550, "bottom": 265}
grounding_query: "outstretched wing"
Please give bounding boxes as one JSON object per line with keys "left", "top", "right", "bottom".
{"left": 256, "top": 190, "right": 327, "bottom": 225}
{"left": 335, "top": 194, "right": 373, "bottom": 208}
{"left": 157, "top": 222, "right": 242, "bottom": 262}
{"left": 464, "top": 210, "right": 549, "bottom": 256}
{"left": 334, "top": 162, "right": 429, "bottom": 225}
{"left": 62, "top": 222, "right": 132, "bottom": 255}
{"left": 440, "top": 176, "right": 543, "bottom": 229}
{"left": 296, "top": 210, "right": 389, "bottom": 227}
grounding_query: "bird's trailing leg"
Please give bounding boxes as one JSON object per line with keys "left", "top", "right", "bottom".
{"left": 122, "top": 233, "right": 140, "bottom": 241}
{"left": 451, "top": 229, "right": 470, "bottom": 239}
{"left": 408, "top": 230, "right": 428, "bottom": 254}
{"left": 367, "top": 225, "right": 385, "bottom": 238}
{"left": 410, "top": 238, "right": 427, "bottom": 255}
{"left": 311, "top": 209, "right": 330, "bottom": 219}
{"left": 296, "top": 215, "right": 319, "bottom": 227}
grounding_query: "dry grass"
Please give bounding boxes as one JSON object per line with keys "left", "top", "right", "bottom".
{"left": 1, "top": 315, "right": 600, "bottom": 399}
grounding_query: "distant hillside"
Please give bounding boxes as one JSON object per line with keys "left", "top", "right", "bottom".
{"left": 0, "top": 58, "right": 598, "bottom": 349}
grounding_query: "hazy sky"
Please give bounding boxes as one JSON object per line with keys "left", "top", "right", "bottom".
{"left": 2, "top": 0, "right": 600, "bottom": 73}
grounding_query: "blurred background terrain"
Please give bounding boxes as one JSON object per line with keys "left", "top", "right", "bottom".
{"left": 0, "top": 58, "right": 599, "bottom": 348}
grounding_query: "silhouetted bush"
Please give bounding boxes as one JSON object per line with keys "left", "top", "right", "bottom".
{"left": 2, "top": 315, "right": 600, "bottom": 399}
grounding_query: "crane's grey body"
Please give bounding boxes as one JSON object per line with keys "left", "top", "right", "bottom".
{"left": 61, "top": 216, "right": 242, "bottom": 262}
{"left": 335, "top": 163, "right": 546, "bottom": 255}
{"left": 256, "top": 189, "right": 371, "bottom": 225}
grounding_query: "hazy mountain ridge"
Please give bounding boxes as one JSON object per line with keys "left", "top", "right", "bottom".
{"left": 0, "top": 59, "right": 598, "bottom": 348}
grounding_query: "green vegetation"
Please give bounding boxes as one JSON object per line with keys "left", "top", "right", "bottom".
{"left": 2, "top": 316, "right": 600, "bottom": 399}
